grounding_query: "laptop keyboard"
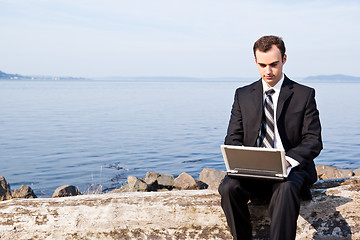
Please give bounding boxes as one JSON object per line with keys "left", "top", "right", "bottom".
{"left": 234, "top": 168, "right": 277, "bottom": 176}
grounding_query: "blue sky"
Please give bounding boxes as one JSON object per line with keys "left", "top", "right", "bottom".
{"left": 1, "top": 0, "right": 359, "bottom": 78}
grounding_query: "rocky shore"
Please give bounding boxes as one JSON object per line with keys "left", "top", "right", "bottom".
{"left": 1, "top": 165, "right": 360, "bottom": 239}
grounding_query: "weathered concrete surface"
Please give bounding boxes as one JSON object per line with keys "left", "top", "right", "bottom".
{"left": 0, "top": 177, "right": 359, "bottom": 240}
{"left": 0, "top": 190, "right": 229, "bottom": 240}
{"left": 250, "top": 177, "right": 360, "bottom": 240}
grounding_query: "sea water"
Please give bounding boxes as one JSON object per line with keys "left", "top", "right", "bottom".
{"left": 1, "top": 79, "right": 359, "bottom": 197}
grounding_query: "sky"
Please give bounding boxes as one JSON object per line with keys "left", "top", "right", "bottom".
{"left": 1, "top": 0, "right": 359, "bottom": 78}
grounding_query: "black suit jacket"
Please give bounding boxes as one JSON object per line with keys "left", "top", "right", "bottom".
{"left": 225, "top": 76, "right": 323, "bottom": 185}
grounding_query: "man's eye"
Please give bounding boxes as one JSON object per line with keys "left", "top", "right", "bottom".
{"left": 259, "top": 64, "right": 266, "bottom": 68}
{"left": 271, "top": 63, "right": 277, "bottom": 67}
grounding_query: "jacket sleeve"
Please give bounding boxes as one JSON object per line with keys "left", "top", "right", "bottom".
{"left": 224, "top": 89, "right": 244, "bottom": 146}
{"left": 286, "top": 88, "right": 323, "bottom": 166}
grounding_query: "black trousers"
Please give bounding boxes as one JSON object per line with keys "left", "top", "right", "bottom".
{"left": 218, "top": 171, "right": 305, "bottom": 240}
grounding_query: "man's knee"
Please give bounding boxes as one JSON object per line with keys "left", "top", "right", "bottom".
{"left": 218, "top": 176, "right": 249, "bottom": 199}
{"left": 274, "top": 180, "right": 301, "bottom": 199}
{"left": 218, "top": 176, "right": 233, "bottom": 195}
{"left": 219, "top": 176, "right": 240, "bottom": 194}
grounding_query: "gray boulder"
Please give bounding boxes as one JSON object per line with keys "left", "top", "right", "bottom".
{"left": 128, "top": 176, "right": 148, "bottom": 192}
{"left": 316, "top": 165, "right": 354, "bottom": 180}
{"left": 0, "top": 176, "right": 12, "bottom": 201}
{"left": 115, "top": 176, "right": 148, "bottom": 193}
{"left": 199, "top": 168, "right": 226, "bottom": 190}
{"left": 354, "top": 168, "right": 360, "bottom": 176}
{"left": 149, "top": 172, "right": 174, "bottom": 187}
{"left": 144, "top": 172, "right": 175, "bottom": 190}
{"left": 12, "top": 184, "right": 37, "bottom": 199}
{"left": 143, "top": 172, "right": 160, "bottom": 191}
{"left": 174, "top": 172, "right": 199, "bottom": 190}
{"left": 52, "top": 185, "right": 81, "bottom": 198}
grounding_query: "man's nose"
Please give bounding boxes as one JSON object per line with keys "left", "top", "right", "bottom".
{"left": 265, "top": 66, "right": 272, "bottom": 74}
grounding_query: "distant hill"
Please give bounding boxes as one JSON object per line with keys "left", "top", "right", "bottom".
{"left": 0, "top": 70, "right": 87, "bottom": 81}
{"left": 304, "top": 74, "right": 360, "bottom": 82}
{"left": 0, "top": 70, "right": 28, "bottom": 80}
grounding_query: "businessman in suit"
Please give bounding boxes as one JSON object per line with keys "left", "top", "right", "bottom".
{"left": 218, "top": 35, "right": 322, "bottom": 240}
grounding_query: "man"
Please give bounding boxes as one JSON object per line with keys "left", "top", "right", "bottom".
{"left": 218, "top": 35, "right": 322, "bottom": 240}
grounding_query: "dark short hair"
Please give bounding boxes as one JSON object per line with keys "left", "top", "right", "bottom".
{"left": 253, "top": 35, "right": 286, "bottom": 60}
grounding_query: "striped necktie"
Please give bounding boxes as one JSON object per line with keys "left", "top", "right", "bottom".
{"left": 261, "top": 89, "right": 275, "bottom": 148}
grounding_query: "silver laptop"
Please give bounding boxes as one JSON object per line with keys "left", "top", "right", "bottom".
{"left": 221, "top": 145, "right": 288, "bottom": 181}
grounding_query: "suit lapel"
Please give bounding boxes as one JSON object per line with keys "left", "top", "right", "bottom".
{"left": 250, "top": 79, "right": 263, "bottom": 119}
{"left": 249, "top": 79, "right": 263, "bottom": 144}
{"left": 277, "top": 76, "right": 294, "bottom": 121}
{"left": 250, "top": 79, "right": 263, "bottom": 103}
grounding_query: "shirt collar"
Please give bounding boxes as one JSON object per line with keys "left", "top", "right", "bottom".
{"left": 262, "top": 74, "right": 284, "bottom": 94}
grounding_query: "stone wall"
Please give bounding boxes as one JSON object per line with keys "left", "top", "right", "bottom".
{"left": 0, "top": 177, "right": 359, "bottom": 239}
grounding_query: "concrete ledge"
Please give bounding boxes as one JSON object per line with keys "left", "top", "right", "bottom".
{"left": 0, "top": 190, "right": 230, "bottom": 239}
{"left": 250, "top": 177, "right": 360, "bottom": 240}
{"left": 0, "top": 177, "right": 359, "bottom": 239}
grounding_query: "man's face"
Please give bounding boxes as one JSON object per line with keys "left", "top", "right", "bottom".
{"left": 255, "top": 45, "right": 286, "bottom": 87}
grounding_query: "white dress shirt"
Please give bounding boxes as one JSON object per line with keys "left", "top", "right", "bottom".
{"left": 261, "top": 74, "right": 299, "bottom": 175}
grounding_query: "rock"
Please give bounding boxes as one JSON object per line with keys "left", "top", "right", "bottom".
{"left": 12, "top": 185, "right": 37, "bottom": 199}
{"left": 143, "top": 172, "right": 175, "bottom": 191}
{"left": 316, "top": 165, "right": 354, "bottom": 180}
{"left": 199, "top": 168, "right": 226, "bottom": 190}
{"left": 196, "top": 179, "right": 208, "bottom": 189}
{"left": 52, "top": 185, "right": 81, "bottom": 198}
{"left": 145, "top": 172, "right": 175, "bottom": 188}
{"left": 174, "top": 172, "right": 199, "bottom": 190}
{"left": 354, "top": 168, "right": 360, "bottom": 176}
{"left": 143, "top": 173, "right": 157, "bottom": 185}
{"left": 0, "top": 176, "right": 12, "bottom": 201}
{"left": 128, "top": 176, "right": 148, "bottom": 192}
{"left": 0, "top": 177, "right": 359, "bottom": 239}
{"left": 299, "top": 176, "right": 360, "bottom": 238}
{"left": 142, "top": 175, "right": 159, "bottom": 191}
{"left": 113, "top": 174, "right": 173, "bottom": 193}
{"left": 118, "top": 176, "right": 148, "bottom": 192}
{"left": 340, "top": 177, "right": 360, "bottom": 191}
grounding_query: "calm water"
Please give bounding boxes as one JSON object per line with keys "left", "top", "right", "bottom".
{"left": 1, "top": 79, "right": 359, "bottom": 197}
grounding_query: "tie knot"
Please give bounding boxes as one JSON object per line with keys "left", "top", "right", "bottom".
{"left": 265, "top": 89, "right": 275, "bottom": 96}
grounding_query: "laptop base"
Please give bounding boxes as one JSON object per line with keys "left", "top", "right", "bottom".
{"left": 227, "top": 172, "right": 287, "bottom": 181}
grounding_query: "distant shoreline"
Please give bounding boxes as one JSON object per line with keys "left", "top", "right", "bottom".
{"left": 1, "top": 69, "right": 360, "bottom": 82}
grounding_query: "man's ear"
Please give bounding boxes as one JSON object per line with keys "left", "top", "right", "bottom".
{"left": 282, "top": 54, "right": 287, "bottom": 64}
